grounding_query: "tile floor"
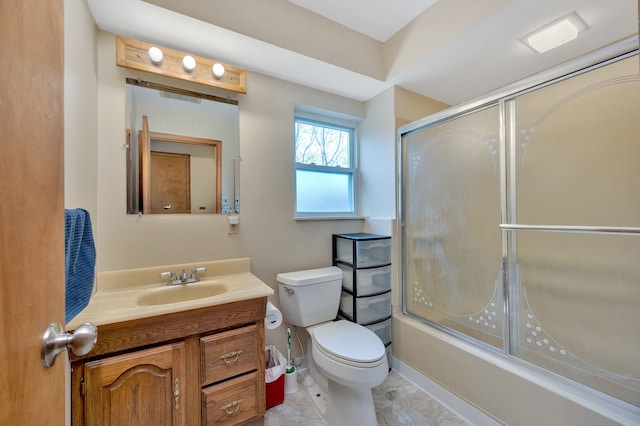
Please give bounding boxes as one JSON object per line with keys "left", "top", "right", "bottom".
{"left": 264, "top": 369, "right": 470, "bottom": 426}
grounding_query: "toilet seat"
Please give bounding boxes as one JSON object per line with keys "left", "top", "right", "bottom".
{"left": 310, "top": 320, "right": 386, "bottom": 368}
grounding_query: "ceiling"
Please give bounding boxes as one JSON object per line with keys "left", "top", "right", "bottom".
{"left": 287, "top": 0, "right": 440, "bottom": 42}
{"left": 87, "top": 0, "right": 638, "bottom": 105}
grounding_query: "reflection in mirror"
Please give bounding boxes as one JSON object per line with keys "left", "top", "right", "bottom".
{"left": 125, "top": 79, "right": 239, "bottom": 214}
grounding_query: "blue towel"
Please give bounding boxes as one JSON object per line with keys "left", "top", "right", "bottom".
{"left": 64, "top": 209, "right": 96, "bottom": 323}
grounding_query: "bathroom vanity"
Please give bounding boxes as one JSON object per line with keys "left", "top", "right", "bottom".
{"left": 67, "top": 258, "right": 273, "bottom": 426}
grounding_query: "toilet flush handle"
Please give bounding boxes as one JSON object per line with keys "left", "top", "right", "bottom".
{"left": 284, "top": 286, "right": 295, "bottom": 295}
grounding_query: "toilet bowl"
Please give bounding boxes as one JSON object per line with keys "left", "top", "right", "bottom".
{"left": 277, "top": 267, "right": 389, "bottom": 426}
{"left": 308, "top": 320, "right": 387, "bottom": 388}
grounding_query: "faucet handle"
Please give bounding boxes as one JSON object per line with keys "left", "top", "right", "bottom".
{"left": 160, "top": 271, "right": 177, "bottom": 279}
{"left": 191, "top": 267, "right": 207, "bottom": 277}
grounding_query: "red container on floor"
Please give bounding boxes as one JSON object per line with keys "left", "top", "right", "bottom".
{"left": 265, "top": 373, "right": 285, "bottom": 409}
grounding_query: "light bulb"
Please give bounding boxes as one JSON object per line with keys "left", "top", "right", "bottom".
{"left": 212, "top": 63, "right": 225, "bottom": 79}
{"left": 148, "top": 47, "right": 163, "bottom": 64}
{"left": 182, "top": 55, "right": 196, "bottom": 72}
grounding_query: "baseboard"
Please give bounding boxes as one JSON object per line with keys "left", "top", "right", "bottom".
{"left": 390, "top": 355, "right": 501, "bottom": 426}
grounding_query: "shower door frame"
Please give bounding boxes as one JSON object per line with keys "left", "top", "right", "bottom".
{"left": 397, "top": 36, "right": 640, "bottom": 415}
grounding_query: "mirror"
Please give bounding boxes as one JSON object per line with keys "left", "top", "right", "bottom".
{"left": 125, "top": 79, "right": 239, "bottom": 214}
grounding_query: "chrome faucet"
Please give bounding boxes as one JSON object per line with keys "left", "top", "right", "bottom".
{"left": 160, "top": 267, "right": 207, "bottom": 286}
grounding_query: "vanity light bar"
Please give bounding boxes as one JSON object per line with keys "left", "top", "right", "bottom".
{"left": 116, "top": 36, "right": 246, "bottom": 94}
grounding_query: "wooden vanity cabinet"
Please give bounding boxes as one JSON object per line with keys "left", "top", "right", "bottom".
{"left": 200, "top": 325, "right": 261, "bottom": 424}
{"left": 71, "top": 297, "right": 267, "bottom": 426}
{"left": 83, "top": 343, "right": 187, "bottom": 425}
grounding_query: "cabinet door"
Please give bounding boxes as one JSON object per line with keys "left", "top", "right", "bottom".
{"left": 84, "top": 342, "right": 186, "bottom": 426}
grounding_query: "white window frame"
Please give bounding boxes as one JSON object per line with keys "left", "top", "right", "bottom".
{"left": 294, "top": 113, "right": 359, "bottom": 219}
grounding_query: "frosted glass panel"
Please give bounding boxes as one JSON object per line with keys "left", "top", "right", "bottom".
{"left": 401, "top": 50, "right": 640, "bottom": 409}
{"left": 511, "top": 55, "right": 640, "bottom": 406}
{"left": 514, "top": 232, "right": 640, "bottom": 405}
{"left": 296, "top": 169, "right": 353, "bottom": 213}
{"left": 515, "top": 56, "right": 640, "bottom": 227}
{"left": 402, "top": 105, "right": 503, "bottom": 348}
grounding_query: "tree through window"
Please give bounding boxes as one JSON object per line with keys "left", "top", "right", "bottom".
{"left": 294, "top": 117, "right": 356, "bottom": 216}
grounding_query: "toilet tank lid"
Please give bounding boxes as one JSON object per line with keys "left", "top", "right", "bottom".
{"left": 277, "top": 266, "right": 342, "bottom": 286}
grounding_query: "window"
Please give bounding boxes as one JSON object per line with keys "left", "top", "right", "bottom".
{"left": 294, "top": 116, "right": 357, "bottom": 217}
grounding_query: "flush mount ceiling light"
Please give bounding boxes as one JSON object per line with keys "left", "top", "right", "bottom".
{"left": 521, "top": 12, "right": 589, "bottom": 53}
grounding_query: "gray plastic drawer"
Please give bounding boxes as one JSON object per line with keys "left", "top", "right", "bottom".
{"left": 338, "top": 264, "right": 391, "bottom": 296}
{"left": 339, "top": 291, "right": 391, "bottom": 324}
{"left": 335, "top": 237, "right": 391, "bottom": 268}
{"left": 365, "top": 317, "right": 392, "bottom": 346}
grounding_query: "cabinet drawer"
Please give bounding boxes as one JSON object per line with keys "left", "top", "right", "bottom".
{"left": 339, "top": 291, "right": 391, "bottom": 324}
{"left": 201, "top": 324, "right": 259, "bottom": 386}
{"left": 202, "top": 371, "right": 259, "bottom": 425}
{"left": 338, "top": 264, "right": 391, "bottom": 296}
{"left": 335, "top": 236, "right": 391, "bottom": 268}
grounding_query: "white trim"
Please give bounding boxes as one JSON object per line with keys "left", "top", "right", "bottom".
{"left": 391, "top": 355, "right": 501, "bottom": 426}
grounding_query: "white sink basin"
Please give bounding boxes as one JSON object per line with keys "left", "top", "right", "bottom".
{"left": 137, "top": 281, "right": 228, "bottom": 306}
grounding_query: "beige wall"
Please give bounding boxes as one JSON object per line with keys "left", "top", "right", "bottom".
{"left": 93, "top": 30, "right": 366, "bottom": 273}
{"left": 64, "top": 0, "right": 99, "bottom": 221}
{"left": 359, "top": 87, "right": 396, "bottom": 219}
{"left": 70, "top": 25, "right": 371, "bottom": 354}
{"left": 394, "top": 86, "right": 450, "bottom": 126}
{"left": 64, "top": 2, "right": 631, "bottom": 424}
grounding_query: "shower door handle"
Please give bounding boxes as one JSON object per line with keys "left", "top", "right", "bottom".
{"left": 41, "top": 322, "right": 97, "bottom": 367}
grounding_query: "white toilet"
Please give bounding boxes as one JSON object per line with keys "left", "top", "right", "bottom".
{"left": 277, "top": 266, "right": 388, "bottom": 426}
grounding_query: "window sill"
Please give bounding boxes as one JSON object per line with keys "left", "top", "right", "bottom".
{"left": 294, "top": 215, "right": 367, "bottom": 221}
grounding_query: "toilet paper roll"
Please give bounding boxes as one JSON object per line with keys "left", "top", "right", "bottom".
{"left": 265, "top": 301, "right": 283, "bottom": 329}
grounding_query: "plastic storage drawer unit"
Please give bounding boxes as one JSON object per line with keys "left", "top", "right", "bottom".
{"left": 335, "top": 235, "right": 392, "bottom": 268}
{"left": 337, "top": 264, "right": 391, "bottom": 296}
{"left": 333, "top": 232, "right": 393, "bottom": 361}
{"left": 339, "top": 291, "right": 391, "bottom": 325}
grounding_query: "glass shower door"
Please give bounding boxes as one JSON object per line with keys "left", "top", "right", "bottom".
{"left": 400, "top": 49, "right": 640, "bottom": 409}
{"left": 402, "top": 104, "right": 504, "bottom": 349}
{"left": 507, "top": 55, "right": 640, "bottom": 405}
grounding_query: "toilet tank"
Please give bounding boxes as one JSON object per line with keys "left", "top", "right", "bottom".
{"left": 277, "top": 266, "right": 343, "bottom": 327}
